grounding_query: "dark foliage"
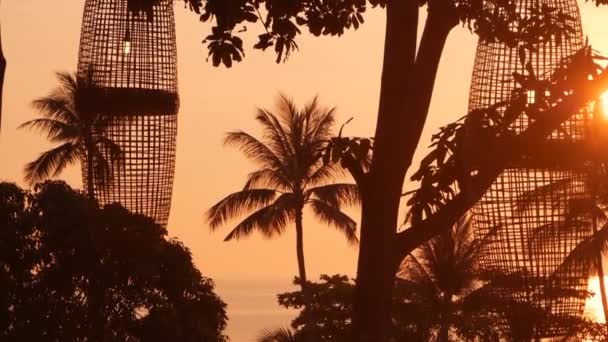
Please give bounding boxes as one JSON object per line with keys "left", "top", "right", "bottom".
{"left": 278, "top": 275, "right": 354, "bottom": 341}
{"left": 274, "top": 274, "right": 490, "bottom": 341}
{"left": 273, "top": 272, "right": 605, "bottom": 342}
{"left": 0, "top": 181, "right": 227, "bottom": 341}
{"left": 180, "top": 0, "right": 592, "bottom": 67}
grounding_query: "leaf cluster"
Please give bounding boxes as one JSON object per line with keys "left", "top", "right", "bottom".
{"left": 322, "top": 137, "right": 372, "bottom": 173}
{"left": 405, "top": 45, "right": 605, "bottom": 226}
{"left": 279, "top": 274, "right": 354, "bottom": 342}
{"left": 181, "top": 0, "right": 602, "bottom": 67}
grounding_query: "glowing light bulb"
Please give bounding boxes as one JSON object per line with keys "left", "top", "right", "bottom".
{"left": 527, "top": 90, "right": 536, "bottom": 104}
{"left": 124, "top": 40, "right": 131, "bottom": 54}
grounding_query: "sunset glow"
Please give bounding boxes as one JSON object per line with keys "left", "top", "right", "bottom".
{"left": 2, "top": 1, "right": 608, "bottom": 340}
{"left": 586, "top": 276, "right": 607, "bottom": 323}
{"left": 601, "top": 91, "right": 608, "bottom": 118}
{"left": 123, "top": 40, "right": 131, "bottom": 54}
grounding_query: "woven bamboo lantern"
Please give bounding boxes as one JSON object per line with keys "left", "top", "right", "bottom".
{"left": 77, "top": 0, "right": 179, "bottom": 227}
{"left": 469, "top": 0, "right": 593, "bottom": 337}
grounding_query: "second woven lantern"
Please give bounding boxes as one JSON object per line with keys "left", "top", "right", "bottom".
{"left": 469, "top": 0, "right": 593, "bottom": 337}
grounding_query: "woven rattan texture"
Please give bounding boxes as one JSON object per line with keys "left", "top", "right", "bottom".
{"left": 78, "top": 0, "right": 178, "bottom": 227}
{"left": 468, "top": 0, "right": 592, "bottom": 337}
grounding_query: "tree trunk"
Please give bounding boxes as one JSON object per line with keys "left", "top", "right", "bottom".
{"left": 597, "top": 258, "right": 608, "bottom": 331}
{"left": 592, "top": 204, "right": 608, "bottom": 333}
{"left": 84, "top": 142, "right": 105, "bottom": 341}
{"left": 86, "top": 149, "right": 96, "bottom": 205}
{"left": 351, "top": 1, "right": 456, "bottom": 340}
{"left": 295, "top": 205, "right": 315, "bottom": 341}
{"left": 438, "top": 292, "right": 453, "bottom": 342}
{"left": 0, "top": 19, "right": 6, "bottom": 132}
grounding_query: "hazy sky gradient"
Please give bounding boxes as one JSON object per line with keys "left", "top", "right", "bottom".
{"left": 1, "top": 1, "right": 607, "bottom": 340}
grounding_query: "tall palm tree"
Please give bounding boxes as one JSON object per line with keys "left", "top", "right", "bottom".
{"left": 20, "top": 71, "right": 122, "bottom": 341}
{"left": 514, "top": 102, "right": 608, "bottom": 329}
{"left": 207, "top": 94, "right": 360, "bottom": 336}
{"left": 19, "top": 71, "right": 120, "bottom": 202}
{"left": 398, "top": 215, "right": 492, "bottom": 341}
{"left": 548, "top": 196, "right": 608, "bottom": 322}
{"left": 514, "top": 176, "right": 608, "bottom": 329}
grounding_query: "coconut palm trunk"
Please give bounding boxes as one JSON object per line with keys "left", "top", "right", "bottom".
{"left": 597, "top": 255, "right": 608, "bottom": 329}
{"left": 438, "top": 291, "right": 453, "bottom": 342}
{"left": 589, "top": 161, "right": 608, "bottom": 331}
{"left": 83, "top": 137, "right": 105, "bottom": 341}
{"left": 592, "top": 210, "right": 608, "bottom": 332}
{"left": 294, "top": 202, "right": 317, "bottom": 341}
{"left": 84, "top": 138, "right": 96, "bottom": 205}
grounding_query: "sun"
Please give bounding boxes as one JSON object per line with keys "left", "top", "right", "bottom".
{"left": 585, "top": 276, "right": 607, "bottom": 323}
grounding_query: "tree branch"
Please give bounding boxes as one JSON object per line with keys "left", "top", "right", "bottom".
{"left": 341, "top": 153, "right": 367, "bottom": 190}
{"left": 394, "top": 68, "right": 608, "bottom": 265}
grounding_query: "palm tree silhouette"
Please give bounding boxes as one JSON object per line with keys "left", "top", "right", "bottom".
{"left": 19, "top": 72, "right": 121, "bottom": 202}
{"left": 207, "top": 94, "right": 360, "bottom": 336}
{"left": 20, "top": 71, "right": 123, "bottom": 340}
{"left": 398, "top": 215, "right": 492, "bottom": 341}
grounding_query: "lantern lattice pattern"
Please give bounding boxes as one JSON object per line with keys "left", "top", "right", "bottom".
{"left": 77, "top": 0, "right": 178, "bottom": 227}
{"left": 469, "top": 0, "right": 592, "bottom": 337}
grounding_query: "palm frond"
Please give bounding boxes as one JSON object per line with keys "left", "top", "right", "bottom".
{"left": 243, "top": 168, "right": 291, "bottom": 191}
{"left": 276, "top": 93, "right": 300, "bottom": 133}
{"left": 565, "top": 197, "right": 602, "bottom": 221}
{"left": 306, "top": 183, "right": 360, "bottom": 209}
{"left": 207, "top": 189, "right": 279, "bottom": 229}
{"left": 97, "top": 136, "right": 123, "bottom": 163}
{"left": 93, "top": 155, "right": 113, "bottom": 189}
{"left": 224, "top": 131, "right": 287, "bottom": 172}
{"left": 307, "top": 105, "right": 336, "bottom": 144}
{"left": 94, "top": 112, "right": 115, "bottom": 132}
{"left": 308, "top": 198, "right": 358, "bottom": 244}
{"left": 223, "top": 193, "right": 296, "bottom": 241}
{"left": 255, "top": 109, "right": 294, "bottom": 161}
{"left": 18, "top": 118, "right": 79, "bottom": 143}
{"left": 256, "top": 327, "right": 297, "bottom": 342}
{"left": 55, "top": 71, "right": 79, "bottom": 95}
{"left": 526, "top": 220, "right": 589, "bottom": 253}
{"left": 552, "top": 221, "right": 608, "bottom": 278}
{"left": 24, "top": 142, "right": 79, "bottom": 185}
{"left": 514, "top": 177, "right": 575, "bottom": 213}
{"left": 31, "top": 92, "right": 78, "bottom": 125}
{"left": 398, "top": 253, "right": 441, "bottom": 300}
{"left": 305, "top": 162, "right": 344, "bottom": 188}
{"left": 460, "top": 224, "right": 500, "bottom": 278}
{"left": 23, "top": 71, "right": 123, "bottom": 193}
{"left": 89, "top": 142, "right": 116, "bottom": 189}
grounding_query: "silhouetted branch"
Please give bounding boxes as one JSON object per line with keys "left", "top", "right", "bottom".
{"left": 395, "top": 50, "right": 608, "bottom": 265}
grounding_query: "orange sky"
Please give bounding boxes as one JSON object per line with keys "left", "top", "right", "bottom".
{"left": 1, "top": 1, "right": 607, "bottom": 340}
